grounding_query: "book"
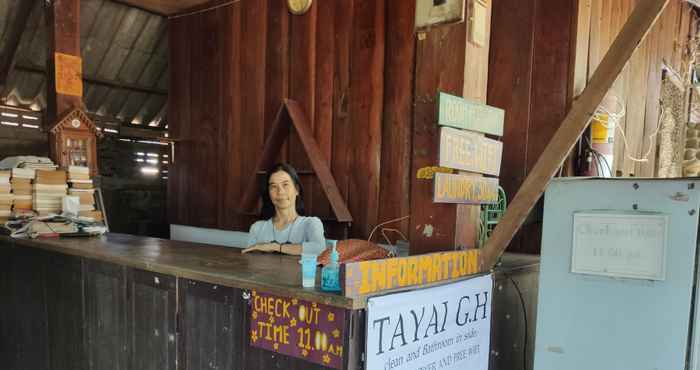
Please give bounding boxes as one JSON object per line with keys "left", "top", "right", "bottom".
{"left": 68, "top": 179, "right": 92, "bottom": 184}
{"left": 12, "top": 209, "right": 35, "bottom": 217}
{"left": 33, "top": 194, "right": 63, "bottom": 201}
{"left": 79, "top": 204, "right": 95, "bottom": 212}
{"left": 68, "top": 174, "right": 90, "bottom": 181}
{"left": 13, "top": 200, "right": 32, "bottom": 209}
{"left": 20, "top": 162, "right": 58, "bottom": 170}
{"left": 0, "top": 184, "right": 10, "bottom": 193}
{"left": 11, "top": 167, "right": 35, "bottom": 179}
{"left": 33, "top": 184, "right": 68, "bottom": 191}
{"left": 33, "top": 197, "right": 64, "bottom": 204}
{"left": 69, "top": 183, "right": 94, "bottom": 190}
{"left": 75, "top": 193, "right": 94, "bottom": 204}
{"left": 68, "top": 188, "right": 95, "bottom": 194}
{"left": 79, "top": 210, "right": 103, "bottom": 221}
{"left": 10, "top": 178, "right": 31, "bottom": 186}
{"left": 35, "top": 170, "right": 67, "bottom": 184}
{"left": 12, "top": 189, "right": 31, "bottom": 196}
{"left": 68, "top": 166, "right": 89, "bottom": 174}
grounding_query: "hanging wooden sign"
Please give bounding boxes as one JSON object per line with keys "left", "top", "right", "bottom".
{"left": 439, "top": 127, "right": 502, "bottom": 176}
{"left": 54, "top": 52, "right": 83, "bottom": 97}
{"left": 433, "top": 173, "right": 499, "bottom": 204}
{"left": 437, "top": 92, "right": 504, "bottom": 136}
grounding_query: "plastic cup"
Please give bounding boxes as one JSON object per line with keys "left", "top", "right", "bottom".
{"left": 300, "top": 254, "right": 317, "bottom": 288}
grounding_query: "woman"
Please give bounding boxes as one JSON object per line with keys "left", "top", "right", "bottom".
{"left": 242, "top": 163, "right": 325, "bottom": 255}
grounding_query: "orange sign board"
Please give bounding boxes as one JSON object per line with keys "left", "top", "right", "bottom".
{"left": 343, "top": 249, "right": 481, "bottom": 298}
{"left": 54, "top": 52, "right": 83, "bottom": 97}
{"left": 433, "top": 173, "right": 499, "bottom": 204}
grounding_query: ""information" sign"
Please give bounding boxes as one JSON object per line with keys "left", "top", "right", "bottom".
{"left": 366, "top": 275, "right": 492, "bottom": 370}
{"left": 343, "top": 249, "right": 481, "bottom": 298}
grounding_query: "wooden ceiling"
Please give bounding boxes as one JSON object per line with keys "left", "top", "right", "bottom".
{"left": 114, "top": 0, "right": 219, "bottom": 15}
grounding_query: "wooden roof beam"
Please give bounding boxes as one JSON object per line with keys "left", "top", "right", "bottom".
{"left": 480, "top": 0, "right": 669, "bottom": 270}
{"left": 0, "top": 0, "right": 36, "bottom": 89}
{"left": 16, "top": 64, "right": 168, "bottom": 96}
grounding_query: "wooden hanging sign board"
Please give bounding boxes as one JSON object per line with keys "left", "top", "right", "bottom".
{"left": 437, "top": 92, "right": 504, "bottom": 136}
{"left": 439, "top": 126, "right": 502, "bottom": 176}
{"left": 54, "top": 52, "right": 83, "bottom": 97}
{"left": 433, "top": 173, "right": 499, "bottom": 204}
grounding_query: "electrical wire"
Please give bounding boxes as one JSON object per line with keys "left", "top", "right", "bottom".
{"left": 593, "top": 94, "right": 666, "bottom": 164}
{"left": 368, "top": 215, "right": 410, "bottom": 244}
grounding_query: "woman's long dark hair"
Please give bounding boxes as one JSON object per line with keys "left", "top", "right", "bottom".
{"left": 260, "top": 163, "right": 305, "bottom": 220}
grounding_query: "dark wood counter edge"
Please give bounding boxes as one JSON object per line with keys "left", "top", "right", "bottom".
{"left": 0, "top": 233, "right": 359, "bottom": 310}
{"left": 0, "top": 233, "right": 520, "bottom": 310}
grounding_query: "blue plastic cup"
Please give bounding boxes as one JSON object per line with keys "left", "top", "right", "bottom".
{"left": 300, "top": 254, "right": 317, "bottom": 288}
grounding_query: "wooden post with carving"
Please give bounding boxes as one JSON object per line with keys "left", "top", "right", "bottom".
{"left": 45, "top": 0, "right": 98, "bottom": 174}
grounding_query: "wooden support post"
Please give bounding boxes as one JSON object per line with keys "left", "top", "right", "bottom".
{"left": 481, "top": 0, "right": 669, "bottom": 270}
{"left": 46, "top": 0, "right": 82, "bottom": 127}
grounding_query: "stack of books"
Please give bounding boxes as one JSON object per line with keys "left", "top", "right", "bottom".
{"left": 10, "top": 167, "right": 34, "bottom": 217}
{"left": 0, "top": 171, "right": 11, "bottom": 221}
{"left": 33, "top": 170, "right": 67, "bottom": 216}
{"left": 67, "top": 166, "right": 101, "bottom": 220}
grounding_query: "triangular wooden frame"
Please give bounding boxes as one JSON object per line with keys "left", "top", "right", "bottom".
{"left": 240, "top": 99, "right": 353, "bottom": 223}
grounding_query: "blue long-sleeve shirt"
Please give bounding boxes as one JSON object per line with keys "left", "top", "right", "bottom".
{"left": 247, "top": 216, "right": 326, "bottom": 255}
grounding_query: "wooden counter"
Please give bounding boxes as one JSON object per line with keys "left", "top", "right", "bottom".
{"left": 0, "top": 233, "right": 363, "bottom": 370}
{"left": 0, "top": 233, "right": 540, "bottom": 370}
{"left": 2, "top": 233, "right": 354, "bottom": 309}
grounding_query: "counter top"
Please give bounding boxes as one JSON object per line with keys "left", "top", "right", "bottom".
{"left": 0, "top": 233, "right": 356, "bottom": 309}
{"left": 0, "top": 233, "right": 541, "bottom": 310}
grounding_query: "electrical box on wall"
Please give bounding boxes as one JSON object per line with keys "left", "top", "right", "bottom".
{"left": 415, "top": 0, "right": 465, "bottom": 30}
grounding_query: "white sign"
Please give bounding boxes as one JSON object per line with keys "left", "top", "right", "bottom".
{"left": 366, "top": 275, "right": 492, "bottom": 370}
{"left": 571, "top": 212, "right": 668, "bottom": 280}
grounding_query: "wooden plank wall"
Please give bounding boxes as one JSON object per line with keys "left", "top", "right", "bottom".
{"left": 487, "top": 0, "right": 695, "bottom": 254}
{"left": 168, "top": 0, "right": 439, "bottom": 241}
{"left": 487, "top": 0, "right": 577, "bottom": 254}
{"left": 579, "top": 0, "right": 695, "bottom": 177}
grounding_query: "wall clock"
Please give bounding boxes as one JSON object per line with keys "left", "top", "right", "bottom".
{"left": 287, "top": 0, "right": 312, "bottom": 15}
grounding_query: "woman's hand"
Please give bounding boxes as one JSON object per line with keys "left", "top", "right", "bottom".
{"left": 242, "top": 243, "right": 281, "bottom": 254}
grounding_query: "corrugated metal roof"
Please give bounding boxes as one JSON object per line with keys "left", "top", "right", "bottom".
{"left": 0, "top": 0, "right": 168, "bottom": 128}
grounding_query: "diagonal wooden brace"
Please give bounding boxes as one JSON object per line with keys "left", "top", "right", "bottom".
{"left": 480, "top": 0, "right": 669, "bottom": 270}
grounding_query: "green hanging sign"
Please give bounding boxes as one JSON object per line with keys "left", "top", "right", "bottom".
{"left": 437, "top": 92, "right": 505, "bottom": 136}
